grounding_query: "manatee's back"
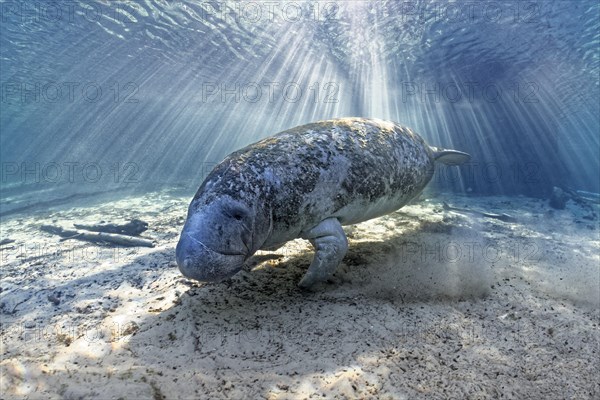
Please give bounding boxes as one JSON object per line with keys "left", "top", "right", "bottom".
{"left": 213, "top": 118, "right": 436, "bottom": 243}
{"left": 295, "top": 118, "right": 435, "bottom": 225}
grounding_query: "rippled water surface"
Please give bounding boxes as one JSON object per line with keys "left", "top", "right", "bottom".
{"left": 0, "top": 1, "right": 598, "bottom": 199}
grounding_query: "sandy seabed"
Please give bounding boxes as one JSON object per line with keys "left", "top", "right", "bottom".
{"left": 1, "top": 189, "right": 598, "bottom": 399}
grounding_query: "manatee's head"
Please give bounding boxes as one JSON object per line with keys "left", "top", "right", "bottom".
{"left": 176, "top": 196, "right": 256, "bottom": 282}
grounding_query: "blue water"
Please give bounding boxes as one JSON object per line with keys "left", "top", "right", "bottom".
{"left": 0, "top": 0, "right": 598, "bottom": 204}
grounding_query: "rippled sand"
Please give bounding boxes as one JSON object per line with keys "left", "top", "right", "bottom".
{"left": 1, "top": 190, "right": 598, "bottom": 399}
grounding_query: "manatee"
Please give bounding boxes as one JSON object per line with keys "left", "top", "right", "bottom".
{"left": 176, "top": 117, "right": 470, "bottom": 288}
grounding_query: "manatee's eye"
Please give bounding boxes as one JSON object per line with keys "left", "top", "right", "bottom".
{"left": 224, "top": 205, "right": 247, "bottom": 221}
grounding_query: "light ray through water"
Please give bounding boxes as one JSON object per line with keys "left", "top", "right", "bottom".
{"left": 0, "top": 0, "right": 598, "bottom": 202}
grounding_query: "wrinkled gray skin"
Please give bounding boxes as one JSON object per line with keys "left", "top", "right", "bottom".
{"left": 176, "top": 117, "right": 470, "bottom": 288}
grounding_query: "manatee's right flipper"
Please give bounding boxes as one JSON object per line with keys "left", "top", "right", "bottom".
{"left": 299, "top": 218, "right": 348, "bottom": 289}
{"left": 431, "top": 146, "right": 471, "bottom": 165}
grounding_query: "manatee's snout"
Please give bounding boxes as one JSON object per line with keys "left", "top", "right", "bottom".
{"left": 176, "top": 233, "right": 245, "bottom": 282}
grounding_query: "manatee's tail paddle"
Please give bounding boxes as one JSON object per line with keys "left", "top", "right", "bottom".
{"left": 430, "top": 146, "right": 471, "bottom": 165}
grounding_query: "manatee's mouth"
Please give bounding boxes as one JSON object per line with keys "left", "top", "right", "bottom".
{"left": 176, "top": 233, "right": 246, "bottom": 282}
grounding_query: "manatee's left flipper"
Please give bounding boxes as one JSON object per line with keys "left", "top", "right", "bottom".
{"left": 299, "top": 218, "right": 348, "bottom": 289}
